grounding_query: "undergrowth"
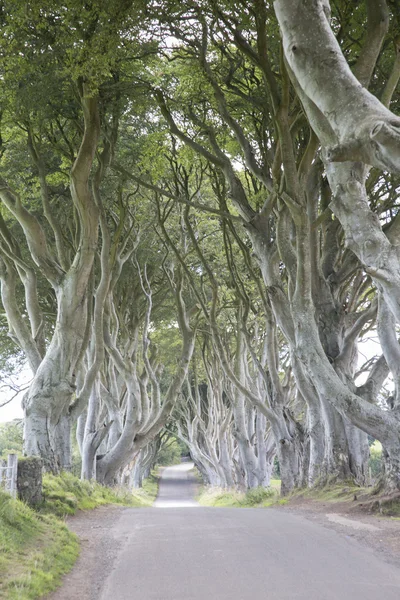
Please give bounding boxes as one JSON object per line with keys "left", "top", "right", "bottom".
{"left": 198, "top": 478, "right": 400, "bottom": 517}
{"left": 0, "top": 471, "right": 159, "bottom": 599}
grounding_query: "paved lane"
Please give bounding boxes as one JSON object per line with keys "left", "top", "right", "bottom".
{"left": 100, "top": 465, "right": 400, "bottom": 600}
{"left": 153, "top": 463, "right": 199, "bottom": 508}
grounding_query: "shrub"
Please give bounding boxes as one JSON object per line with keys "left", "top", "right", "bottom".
{"left": 245, "top": 487, "right": 275, "bottom": 505}
{"left": 41, "top": 471, "right": 158, "bottom": 517}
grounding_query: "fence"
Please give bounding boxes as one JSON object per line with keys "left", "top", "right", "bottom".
{"left": 0, "top": 453, "right": 18, "bottom": 498}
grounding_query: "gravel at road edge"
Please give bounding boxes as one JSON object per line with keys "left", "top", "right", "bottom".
{"left": 46, "top": 505, "right": 127, "bottom": 600}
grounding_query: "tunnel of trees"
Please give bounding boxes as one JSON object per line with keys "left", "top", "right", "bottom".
{"left": 0, "top": 0, "right": 400, "bottom": 495}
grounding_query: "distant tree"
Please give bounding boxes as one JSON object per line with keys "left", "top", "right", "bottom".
{"left": 0, "top": 420, "right": 23, "bottom": 457}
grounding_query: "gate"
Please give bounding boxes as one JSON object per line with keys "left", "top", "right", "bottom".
{"left": 0, "top": 453, "right": 18, "bottom": 498}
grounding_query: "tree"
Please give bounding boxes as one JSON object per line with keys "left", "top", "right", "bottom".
{"left": 274, "top": 0, "right": 400, "bottom": 490}
{"left": 0, "top": 0, "right": 154, "bottom": 471}
{"left": 145, "top": 0, "right": 399, "bottom": 491}
{"left": 1, "top": 0, "right": 399, "bottom": 496}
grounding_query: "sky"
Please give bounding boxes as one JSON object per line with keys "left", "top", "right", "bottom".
{"left": 0, "top": 367, "right": 31, "bottom": 423}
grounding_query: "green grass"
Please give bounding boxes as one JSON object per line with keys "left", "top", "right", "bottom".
{"left": 286, "top": 481, "right": 400, "bottom": 517}
{"left": 141, "top": 471, "right": 159, "bottom": 501}
{"left": 0, "top": 470, "right": 159, "bottom": 599}
{"left": 293, "top": 482, "right": 367, "bottom": 503}
{"left": 42, "top": 471, "right": 159, "bottom": 517}
{"left": 197, "top": 485, "right": 285, "bottom": 508}
{"left": 270, "top": 479, "right": 282, "bottom": 492}
{"left": 0, "top": 490, "right": 79, "bottom": 599}
{"left": 372, "top": 496, "right": 400, "bottom": 517}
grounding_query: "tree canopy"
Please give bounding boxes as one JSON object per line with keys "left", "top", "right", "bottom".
{"left": 0, "top": 0, "right": 400, "bottom": 494}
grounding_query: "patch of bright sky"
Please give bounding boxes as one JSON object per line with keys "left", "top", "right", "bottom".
{"left": 0, "top": 366, "right": 31, "bottom": 423}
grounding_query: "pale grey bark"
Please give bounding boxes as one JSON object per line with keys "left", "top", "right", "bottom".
{"left": 0, "top": 258, "right": 43, "bottom": 373}
{"left": 274, "top": 0, "right": 400, "bottom": 171}
{"left": 274, "top": 1, "right": 400, "bottom": 326}
{"left": 81, "top": 380, "right": 113, "bottom": 480}
{"left": 140, "top": 5, "right": 397, "bottom": 495}
{"left": 377, "top": 293, "right": 400, "bottom": 407}
{"left": 274, "top": 0, "right": 400, "bottom": 490}
{"left": 232, "top": 324, "right": 266, "bottom": 488}
{"left": 96, "top": 270, "right": 198, "bottom": 485}
{"left": 0, "top": 90, "right": 101, "bottom": 471}
{"left": 130, "top": 440, "right": 159, "bottom": 488}
{"left": 175, "top": 376, "right": 234, "bottom": 488}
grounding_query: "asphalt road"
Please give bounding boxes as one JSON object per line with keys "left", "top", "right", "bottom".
{"left": 99, "top": 464, "right": 400, "bottom": 600}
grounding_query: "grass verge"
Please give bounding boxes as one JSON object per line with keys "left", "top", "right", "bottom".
{"left": 296, "top": 484, "right": 400, "bottom": 517}
{"left": 197, "top": 485, "right": 285, "bottom": 508}
{"left": 0, "top": 490, "right": 79, "bottom": 600}
{"left": 289, "top": 482, "right": 369, "bottom": 504}
{"left": 198, "top": 478, "right": 400, "bottom": 516}
{"left": 141, "top": 471, "right": 159, "bottom": 502}
{"left": 42, "top": 471, "right": 158, "bottom": 517}
{"left": 0, "top": 471, "right": 159, "bottom": 599}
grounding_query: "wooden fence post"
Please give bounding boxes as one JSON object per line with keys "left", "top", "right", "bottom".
{"left": 7, "top": 453, "right": 18, "bottom": 499}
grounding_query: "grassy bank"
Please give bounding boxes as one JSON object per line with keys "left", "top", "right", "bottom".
{"left": 288, "top": 482, "right": 400, "bottom": 516}
{"left": 0, "top": 471, "right": 159, "bottom": 599}
{"left": 0, "top": 490, "right": 78, "bottom": 600}
{"left": 42, "top": 471, "right": 158, "bottom": 517}
{"left": 197, "top": 484, "right": 284, "bottom": 508}
{"left": 197, "top": 476, "right": 400, "bottom": 516}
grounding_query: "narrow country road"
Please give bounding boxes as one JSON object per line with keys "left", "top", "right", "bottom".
{"left": 49, "top": 464, "right": 400, "bottom": 600}
{"left": 98, "top": 464, "right": 400, "bottom": 600}
{"left": 153, "top": 462, "right": 199, "bottom": 507}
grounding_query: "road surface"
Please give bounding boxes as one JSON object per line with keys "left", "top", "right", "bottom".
{"left": 97, "top": 463, "right": 400, "bottom": 600}
{"left": 153, "top": 462, "right": 199, "bottom": 508}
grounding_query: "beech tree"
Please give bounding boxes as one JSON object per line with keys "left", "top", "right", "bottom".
{"left": 145, "top": 0, "right": 399, "bottom": 491}
{"left": 273, "top": 0, "right": 400, "bottom": 490}
{"left": 1, "top": 0, "right": 399, "bottom": 495}
{"left": 0, "top": 0, "right": 159, "bottom": 471}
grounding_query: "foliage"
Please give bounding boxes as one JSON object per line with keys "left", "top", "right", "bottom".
{"left": 0, "top": 0, "right": 399, "bottom": 496}
{"left": 156, "top": 436, "right": 185, "bottom": 466}
{"left": 0, "top": 489, "right": 79, "bottom": 599}
{"left": 0, "top": 421, "right": 23, "bottom": 458}
{"left": 0, "top": 328, "right": 25, "bottom": 377}
{"left": 272, "top": 457, "right": 281, "bottom": 479}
